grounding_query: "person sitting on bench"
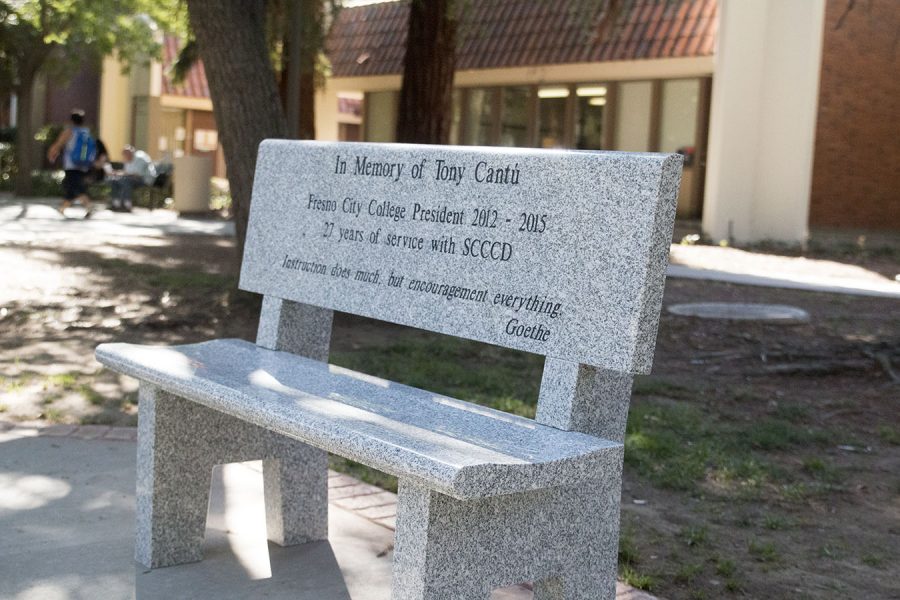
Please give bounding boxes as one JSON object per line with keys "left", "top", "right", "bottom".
{"left": 108, "top": 145, "right": 156, "bottom": 212}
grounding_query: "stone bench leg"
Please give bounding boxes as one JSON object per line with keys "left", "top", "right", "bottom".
{"left": 391, "top": 453, "right": 623, "bottom": 600}
{"left": 262, "top": 446, "right": 328, "bottom": 547}
{"left": 528, "top": 477, "right": 622, "bottom": 600}
{"left": 391, "top": 483, "right": 493, "bottom": 600}
{"left": 135, "top": 384, "right": 327, "bottom": 568}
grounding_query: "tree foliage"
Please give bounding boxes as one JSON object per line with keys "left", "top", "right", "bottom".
{"left": 1, "top": 0, "right": 184, "bottom": 84}
{"left": 0, "top": 0, "right": 183, "bottom": 195}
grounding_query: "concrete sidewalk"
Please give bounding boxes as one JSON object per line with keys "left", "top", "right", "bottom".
{"left": 3, "top": 196, "right": 897, "bottom": 299}
{"left": 4, "top": 196, "right": 899, "bottom": 296}
{"left": 0, "top": 422, "right": 655, "bottom": 600}
{"left": 667, "top": 244, "right": 900, "bottom": 299}
{"left": 0, "top": 198, "right": 235, "bottom": 243}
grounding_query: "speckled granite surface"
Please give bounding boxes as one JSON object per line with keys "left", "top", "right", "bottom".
{"left": 96, "top": 141, "right": 680, "bottom": 598}
{"left": 393, "top": 473, "right": 622, "bottom": 600}
{"left": 96, "top": 339, "right": 621, "bottom": 501}
{"left": 134, "top": 385, "right": 328, "bottom": 568}
{"left": 536, "top": 358, "right": 634, "bottom": 442}
{"left": 241, "top": 141, "right": 680, "bottom": 374}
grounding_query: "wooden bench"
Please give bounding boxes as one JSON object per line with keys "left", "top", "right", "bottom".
{"left": 96, "top": 140, "right": 681, "bottom": 600}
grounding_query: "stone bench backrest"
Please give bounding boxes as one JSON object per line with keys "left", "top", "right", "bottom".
{"left": 240, "top": 141, "right": 681, "bottom": 375}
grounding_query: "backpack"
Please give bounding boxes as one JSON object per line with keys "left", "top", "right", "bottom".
{"left": 68, "top": 127, "right": 97, "bottom": 171}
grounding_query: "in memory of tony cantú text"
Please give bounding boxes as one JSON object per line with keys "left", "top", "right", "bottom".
{"left": 279, "top": 152, "right": 566, "bottom": 344}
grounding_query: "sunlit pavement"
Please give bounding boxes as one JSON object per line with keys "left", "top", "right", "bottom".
{"left": 3, "top": 195, "right": 896, "bottom": 299}
{"left": 667, "top": 244, "right": 900, "bottom": 299}
{"left": 0, "top": 424, "right": 392, "bottom": 600}
{"left": 0, "top": 197, "right": 234, "bottom": 244}
{"left": 0, "top": 422, "right": 656, "bottom": 600}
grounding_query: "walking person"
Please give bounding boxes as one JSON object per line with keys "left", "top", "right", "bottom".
{"left": 47, "top": 109, "right": 96, "bottom": 218}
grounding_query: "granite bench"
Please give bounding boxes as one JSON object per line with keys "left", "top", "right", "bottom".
{"left": 96, "top": 140, "right": 681, "bottom": 600}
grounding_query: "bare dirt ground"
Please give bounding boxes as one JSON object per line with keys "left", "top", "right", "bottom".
{"left": 1, "top": 204, "right": 898, "bottom": 599}
{"left": 624, "top": 279, "right": 900, "bottom": 599}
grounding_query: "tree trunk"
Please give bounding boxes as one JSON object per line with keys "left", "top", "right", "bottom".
{"left": 298, "top": 72, "right": 316, "bottom": 140}
{"left": 284, "top": 0, "right": 318, "bottom": 140}
{"left": 297, "top": 0, "right": 319, "bottom": 140}
{"left": 14, "top": 80, "right": 34, "bottom": 197}
{"left": 395, "top": 0, "right": 458, "bottom": 144}
{"left": 186, "top": 0, "right": 288, "bottom": 259}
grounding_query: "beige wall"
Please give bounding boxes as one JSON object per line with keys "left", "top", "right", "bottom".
{"left": 702, "top": 0, "right": 825, "bottom": 243}
{"left": 323, "top": 56, "right": 713, "bottom": 94}
{"left": 144, "top": 96, "right": 166, "bottom": 160}
{"left": 98, "top": 56, "right": 133, "bottom": 161}
{"left": 99, "top": 56, "right": 174, "bottom": 162}
{"left": 315, "top": 85, "right": 340, "bottom": 141}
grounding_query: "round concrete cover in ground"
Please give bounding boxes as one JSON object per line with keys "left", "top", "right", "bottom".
{"left": 667, "top": 303, "right": 810, "bottom": 322}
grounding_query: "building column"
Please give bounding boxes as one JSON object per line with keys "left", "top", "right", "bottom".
{"left": 314, "top": 82, "right": 341, "bottom": 142}
{"left": 702, "top": 0, "right": 826, "bottom": 244}
{"left": 98, "top": 56, "right": 132, "bottom": 161}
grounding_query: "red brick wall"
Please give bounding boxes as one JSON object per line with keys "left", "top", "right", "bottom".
{"left": 810, "top": 0, "right": 900, "bottom": 230}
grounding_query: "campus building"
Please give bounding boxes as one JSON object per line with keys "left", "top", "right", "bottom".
{"left": 316, "top": 0, "right": 899, "bottom": 241}
{"left": 321, "top": 0, "right": 716, "bottom": 222}
{"left": 96, "top": 36, "right": 225, "bottom": 177}
{"left": 12, "top": 0, "right": 896, "bottom": 241}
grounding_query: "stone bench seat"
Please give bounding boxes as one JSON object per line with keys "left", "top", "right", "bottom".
{"left": 96, "top": 338, "right": 621, "bottom": 501}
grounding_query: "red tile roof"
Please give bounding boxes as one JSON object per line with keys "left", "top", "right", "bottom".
{"left": 161, "top": 35, "right": 210, "bottom": 99}
{"left": 326, "top": 0, "right": 718, "bottom": 78}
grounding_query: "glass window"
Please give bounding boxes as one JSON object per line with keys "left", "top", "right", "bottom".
{"left": 132, "top": 96, "right": 149, "bottom": 152}
{"left": 615, "top": 81, "right": 652, "bottom": 152}
{"left": 463, "top": 88, "right": 495, "bottom": 145}
{"left": 537, "top": 87, "right": 569, "bottom": 148}
{"left": 364, "top": 91, "right": 398, "bottom": 142}
{"left": 660, "top": 78, "right": 702, "bottom": 218}
{"left": 659, "top": 79, "right": 700, "bottom": 160}
{"left": 193, "top": 129, "right": 218, "bottom": 152}
{"left": 500, "top": 87, "right": 530, "bottom": 147}
{"left": 575, "top": 85, "right": 607, "bottom": 150}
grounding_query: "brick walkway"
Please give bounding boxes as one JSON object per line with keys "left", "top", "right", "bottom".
{"left": 1, "top": 420, "right": 657, "bottom": 600}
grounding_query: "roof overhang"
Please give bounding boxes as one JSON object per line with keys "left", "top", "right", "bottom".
{"left": 327, "top": 56, "right": 715, "bottom": 92}
{"left": 159, "top": 94, "right": 213, "bottom": 111}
